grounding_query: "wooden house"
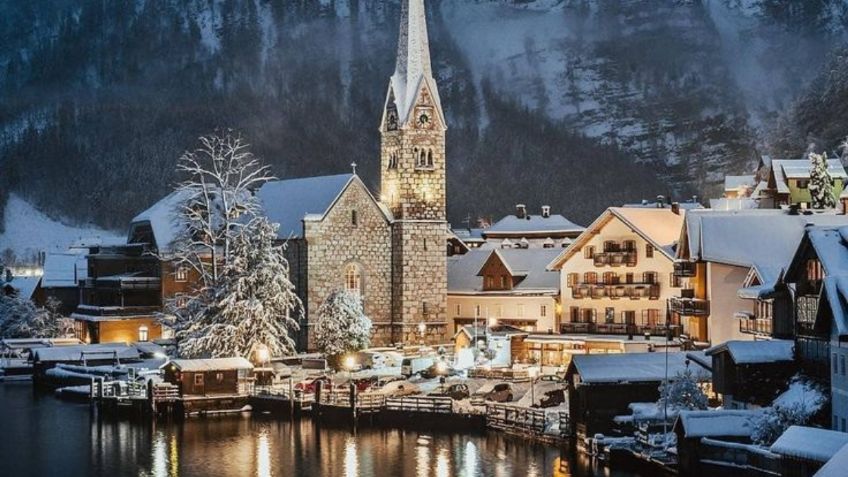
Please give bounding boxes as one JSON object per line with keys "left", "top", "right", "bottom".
{"left": 770, "top": 426, "right": 848, "bottom": 477}
{"left": 672, "top": 410, "right": 759, "bottom": 476}
{"left": 30, "top": 343, "right": 142, "bottom": 386}
{"left": 705, "top": 340, "right": 796, "bottom": 409}
{"left": 565, "top": 351, "right": 711, "bottom": 440}
{"left": 161, "top": 358, "right": 254, "bottom": 397}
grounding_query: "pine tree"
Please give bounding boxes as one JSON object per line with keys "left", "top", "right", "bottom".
{"left": 0, "top": 295, "right": 73, "bottom": 339}
{"left": 809, "top": 150, "right": 836, "bottom": 209}
{"left": 313, "top": 291, "right": 372, "bottom": 369}
{"left": 658, "top": 367, "right": 708, "bottom": 412}
{"left": 173, "top": 217, "right": 302, "bottom": 358}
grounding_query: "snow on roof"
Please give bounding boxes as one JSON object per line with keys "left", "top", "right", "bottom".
{"left": 709, "top": 198, "right": 759, "bottom": 210}
{"left": 823, "top": 275, "right": 848, "bottom": 337}
{"left": 448, "top": 248, "right": 561, "bottom": 294}
{"left": 682, "top": 210, "right": 848, "bottom": 286}
{"left": 705, "top": 340, "right": 794, "bottom": 364}
{"left": 4, "top": 276, "right": 40, "bottom": 299}
{"left": 724, "top": 175, "right": 756, "bottom": 192}
{"left": 257, "top": 174, "right": 384, "bottom": 240}
{"left": 675, "top": 410, "right": 759, "bottom": 438}
{"left": 165, "top": 357, "right": 253, "bottom": 372}
{"left": 485, "top": 214, "right": 584, "bottom": 236}
{"left": 41, "top": 252, "right": 88, "bottom": 288}
{"left": 570, "top": 352, "right": 709, "bottom": 384}
{"left": 455, "top": 324, "right": 528, "bottom": 340}
{"left": 31, "top": 343, "right": 141, "bottom": 363}
{"left": 770, "top": 426, "right": 848, "bottom": 463}
{"left": 131, "top": 189, "right": 193, "bottom": 253}
{"left": 801, "top": 226, "right": 848, "bottom": 336}
{"left": 452, "top": 228, "right": 485, "bottom": 241}
{"left": 773, "top": 159, "right": 848, "bottom": 180}
{"left": 816, "top": 443, "right": 848, "bottom": 477}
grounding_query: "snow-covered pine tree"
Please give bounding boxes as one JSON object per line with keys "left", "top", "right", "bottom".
{"left": 313, "top": 290, "right": 372, "bottom": 369}
{"left": 0, "top": 295, "right": 73, "bottom": 339}
{"left": 175, "top": 217, "right": 302, "bottom": 358}
{"left": 658, "top": 367, "right": 708, "bottom": 412}
{"left": 809, "top": 150, "right": 836, "bottom": 209}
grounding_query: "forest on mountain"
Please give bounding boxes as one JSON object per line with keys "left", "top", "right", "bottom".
{"left": 1, "top": 0, "right": 847, "bottom": 235}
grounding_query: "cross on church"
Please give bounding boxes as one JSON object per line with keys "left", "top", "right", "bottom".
{"left": 351, "top": 162, "right": 357, "bottom": 175}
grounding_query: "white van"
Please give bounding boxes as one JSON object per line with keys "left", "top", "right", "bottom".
{"left": 401, "top": 356, "right": 435, "bottom": 377}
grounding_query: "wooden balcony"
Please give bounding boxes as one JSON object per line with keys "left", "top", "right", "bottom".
{"left": 673, "top": 260, "right": 697, "bottom": 277}
{"left": 739, "top": 318, "right": 773, "bottom": 336}
{"left": 593, "top": 251, "right": 637, "bottom": 267}
{"left": 559, "top": 321, "right": 680, "bottom": 337}
{"left": 571, "top": 283, "right": 660, "bottom": 300}
{"left": 669, "top": 297, "right": 710, "bottom": 316}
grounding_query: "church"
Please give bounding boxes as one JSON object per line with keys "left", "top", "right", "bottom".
{"left": 259, "top": 0, "right": 448, "bottom": 349}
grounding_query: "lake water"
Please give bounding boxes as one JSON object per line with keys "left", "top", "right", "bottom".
{"left": 0, "top": 383, "right": 638, "bottom": 477}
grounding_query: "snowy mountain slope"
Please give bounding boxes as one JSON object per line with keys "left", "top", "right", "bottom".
{"left": 0, "top": 194, "right": 122, "bottom": 260}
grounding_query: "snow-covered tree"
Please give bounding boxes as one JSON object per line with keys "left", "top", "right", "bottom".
{"left": 174, "top": 217, "right": 302, "bottom": 358}
{"left": 750, "top": 377, "right": 827, "bottom": 446}
{"left": 313, "top": 290, "right": 372, "bottom": 369}
{"left": 0, "top": 296, "right": 73, "bottom": 339}
{"left": 658, "top": 367, "right": 708, "bottom": 412}
{"left": 809, "top": 150, "right": 836, "bottom": 209}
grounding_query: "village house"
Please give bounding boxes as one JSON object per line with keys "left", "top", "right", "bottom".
{"left": 452, "top": 324, "right": 528, "bottom": 367}
{"left": 161, "top": 358, "right": 254, "bottom": 397}
{"left": 784, "top": 225, "right": 848, "bottom": 431}
{"left": 672, "top": 209, "right": 848, "bottom": 346}
{"left": 724, "top": 175, "right": 757, "bottom": 199}
{"left": 705, "top": 340, "right": 797, "bottom": 409}
{"left": 565, "top": 351, "right": 710, "bottom": 440}
{"left": 759, "top": 158, "right": 848, "bottom": 209}
{"left": 480, "top": 204, "right": 584, "bottom": 250}
{"left": 673, "top": 409, "right": 760, "bottom": 477}
{"left": 548, "top": 206, "right": 687, "bottom": 340}
{"left": 447, "top": 248, "right": 562, "bottom": 335}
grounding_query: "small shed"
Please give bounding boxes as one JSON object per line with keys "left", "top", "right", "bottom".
{"left": 673, "top": 409, "right": 760, "bottom": 475}
{"left": 162, "top": 358, "right": 254, "bottom": 397}
{"left": 771, "top": 426, "right": 848, "bottom": 477}
{"left": 29, "top": 343, "right": 142, "bottom": 385}
{"left": 706, "top": 340, "right": 796, "bottom": 408}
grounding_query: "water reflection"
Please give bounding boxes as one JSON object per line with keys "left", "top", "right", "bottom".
{"left": 0, "top": 385, "right": 640, "bottom": 477}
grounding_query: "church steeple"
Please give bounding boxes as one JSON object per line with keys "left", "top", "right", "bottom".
{"left": 383, "top": 0, "right": 445, "bottom": 131}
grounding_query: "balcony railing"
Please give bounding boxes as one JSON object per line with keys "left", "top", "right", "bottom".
{"left": 74, "top": 305, "right": 161, "bottom": 317}
{"left": 739, "top": 318, "right": 773, "bottom": 336}
{"left": 560, "top": 322, "right": 680, "bottom": 337}
{"left": 593, "top": 251, "right": 637, "bottom": 267}
{"left": 673, "top": 260, "right": 697, "bottom": 277}
{"left": 669, "top": 297, "right": 710, "bottom": 316}
{"left": 572, "top": 283, "right": 660, "bottom": 300}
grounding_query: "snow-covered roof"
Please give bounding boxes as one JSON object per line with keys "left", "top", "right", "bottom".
{"left": 484, "top": 214, "right": 584, "bottom": 236}
{"left": 165, "top": 357, "right": 253, "bottom": 372}
{"left": 681, "top": 210, "right": 848, "bottom": 286}
{"left": 770, "top": 426, "right": 848, "bottom": 463}
{"left": 705, "top": 340, "right": 794, "bottom": 364}
{"left": 549, "top": 207, "right": 685, "bottom": 269}
{"left": 724, "top": 175, "right": 756, "bottom": 192}
{"left": 448, "top": 248, "right": 561, "bottom": 295}
{"left": 41, "top": 252, "right": 87, "bottom": 288}
{"left": 455, "top": 324, "right": 529, "bottom": 340}
{"left": 570, "top": 352, "right": 709, "bottom": 384}
{"left": 816, "top": 443, "right": 848, "bottom": 477}
{"left": 675, "top": 410, "right": 759, "bottom": 438}
{"left": 797, "top": 226, "right": 848, "bottom": 337}
{"left": 451, "top": 228, "right": 485, "bottom": 242}
{"left": 257, "top": 174, "right": 389, "bottom": 240}
{"left": 709, "top": 198, "right": 759, "bottom": 210}
{"left": 4, "top": 276, "right": 40, "bottom": 299}
{"left": 773, "top": 159, "right": 848, "bottom": 180}
{"left": 131, "top": 189, "right": 193, "bottom": 253}
{"left": 31, "top": 343, "right": 141, "bottom": 363}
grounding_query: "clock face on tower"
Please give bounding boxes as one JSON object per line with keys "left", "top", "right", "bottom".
{"left": 416, "top": 108, "right": 432, "bottom": 129}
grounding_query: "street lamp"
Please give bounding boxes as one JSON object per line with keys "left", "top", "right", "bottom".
{"left": 436, "top": 360, "right": 448, "bottom": 393}
{"left": 343, "top": 355, "right": 356, "bottom": 384}
{"left": 418, "top": 321, "right": 426, "bottom": 347}
{"left": 528, "top": 367, "right": 539, "bottom": 407}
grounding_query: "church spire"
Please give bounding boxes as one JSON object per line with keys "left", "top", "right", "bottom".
{"left": 387, "top": 0, "right": 444, "bottom": 130}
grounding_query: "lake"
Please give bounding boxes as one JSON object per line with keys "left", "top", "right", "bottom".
{"left": 0, "top": 383, "right": 638, "bottom": 477}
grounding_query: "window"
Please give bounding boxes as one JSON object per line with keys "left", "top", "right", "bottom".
{"left": 622, "top": 310, "right": 636, "bottom": 325}
{"left": 567, "top": 273, "right": 579, "bottom": 287}
{"left": 625, "top": 273, "right": 634, "bottom": 284}
{"left": 138, "top": 325, "right": 149, "bottom": 342}
{"left": 646, "top": 244, "right": 654, "bottom": 258}
{"left": 517, "top": 304, "right": 525, "bottom": 317}
{"left": 475, "top": 305, "right": 481, "bottom": 317}
{"left": 843, "top": 418, "right": 847, "bottom": 433}
{"left": 500, "top": 276, "right": 508, "bottom": 288}
{"left": 422, "top": 301, "right": 431, "bottom": 317}
{"left": 584, "top": 272, "right": 598, "bottom": 284}
{"left": 427, "top": 150, "right": 434, "bottom": 167}
{"left": 584, "top": 246, "right": 595, "bottom": 259}
{"left": 455, "top": 304, "right": 461, "bottom": 316}
{"left": 194, "top": 374, "right": 204, "bottom": 386}
{"left": 603, "top": 272, "right": 617, "bottom": 285}
{"left": 540, "top": 305, "right": 547, "bottom": 317}
{"left": 623, "top": 240, "right": 636, "bottom": 252}
{"left": 351, "top": 210, "right": 358, "bottom": 226}
{"left": 796, "top": 179, "right": 809, "bottom": 189}
{"left": 388, "top": 152, "right": 399, "bottom": 169}
{"left": 486, "top": 276, "right": 495, "bottom": 289}
{"left": 807, "top": 259, "right": 824, "bottom": 282}
{"left": 175, "top": 265, "right": 189, "bottom": 282}
{"left": 215, "top": 372, "right": 224, "bottom": 383}
{"left": 570, "top": 307, "right": 579, "bottom": 323}
{"left": 605, "top": 307, "right": 615, "bottom": 324}
{"left": 643, "top": 272, "right": 658, "bottom": 284}
{"left": 345, "top": 264, "right": 362, "bottom": 295}
{"left": 643, "top": 309, "right": 661, "bottom": 326}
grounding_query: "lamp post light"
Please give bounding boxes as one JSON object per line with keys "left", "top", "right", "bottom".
{"left": 418, "top": 321, "right": 427, "bottom": 347}
{"left": 528, "top": 367, "right": 539, "bottom": 407}
{"left": 343, "top": 355, "right": 356, "bottom": 385}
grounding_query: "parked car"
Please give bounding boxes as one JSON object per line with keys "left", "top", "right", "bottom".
{"left": 294, "top": 375, "right": 331, "bottom": 394}
{"left": 383, "top": 351, "right": 405, "bottom": 368}
{"left": 401, "top": 357, "right": 435, "bottom": 377}
{"left": 379, "top": 381, "right": 420, "bottom": 397}
{"left": 351, "top": 376, "right": 378, "bottom": 392}
{"left": 534, "top": 388, "right": 565, "bottom": 408}
{"left": 420, "top": 361, "right": 460, "bottom": 379}
{"left": 473, "top": 383, "right": 514, "bottom": 403}
{"left": 428, "top": 383, "right": 470, "bottom": 400}
{"left": 372, "top": 375, "right": 405, "bottom": 391}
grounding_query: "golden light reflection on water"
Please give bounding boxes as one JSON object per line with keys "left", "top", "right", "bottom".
{"left": 257, "top": 429, "right": 271, "bottom": 477}
{"left": 435, "top": 448, "right": 450, "bottom": 477}
{"left": 462, "top": 441, "right": 478, "bottom": 477}
{"left": 344, "top": 435, "right": 359, "bottom": 477}
{"left": 151, "top": 431, "right": 167, "bottom": 477}
{"left": 416, "top": 436, "right": 431, "bottom": 477}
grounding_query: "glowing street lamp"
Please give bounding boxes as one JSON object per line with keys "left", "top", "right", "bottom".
{"left": 255, "top": 344, "right": 270, "bottom": 366}
{"left": 343, "top": 355, "right": 356, "bottom": 384}
{"left": 528, "top": 367, "right": 540, "bottom": 407}
{"left": 418, "top": 321, "right": 427, "bottom": 347}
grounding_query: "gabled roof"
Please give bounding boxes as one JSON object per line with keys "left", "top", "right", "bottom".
{"left": 3, "top": 276, "right": 40, "bottom": 300}
{"left": 549, "top": 207, "right": 685, "bottom": 269}
{"left": 41, "top": 252, "right": 87, "bottom": 288}
{"left": 705, "top": 340, "right": 794, "bottom": 364}
{"left": 31, "top": 343, "right": 141, "bottom": 363}
{"left": 771, "top": 426, "right": 848, "bottom": 463}
{"left": 454, "top": 324, "right": 529, "bottom": 340}
{"left": 449, "top": 248, "right": 561, "bottom": 295}
{"left": 484, "top": 214, "right": 584, "bottom": 236}
{"left": 568, "top": 352, "right": 710, "bottom": 384}
{"left": 257, "top": 174, "right": 390, "bottom": 240}
{"left": 131, "top": 189, "right": 194, "bottom": 253}
{"left": 164, "top": 357, "right": 253, "bottom": 372}
{"left": 771, "top": 159, "right": 848, "bottom": 195}
{"left": 674, "top": 410, "right": 759, "bottom": 439}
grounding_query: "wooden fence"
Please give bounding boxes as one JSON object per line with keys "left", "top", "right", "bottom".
{"left": 385, "top": 396, "right": 454, "bottom": 414}
{"left": 467, "top": 368, "right": 530, "bottom": 382}
{"left": 486, "top": 403, "right": 570, "bottom": 439}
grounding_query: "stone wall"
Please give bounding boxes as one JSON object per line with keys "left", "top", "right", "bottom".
{"left": 304, "top": 180, "right": 393, "bottom": 348}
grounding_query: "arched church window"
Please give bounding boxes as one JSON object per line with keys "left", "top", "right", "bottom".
{"left": 345, "top": 264, "right": 363, "bottom": 295}
{"left": 427, "top": 150, "right": 434, "bottom": 167}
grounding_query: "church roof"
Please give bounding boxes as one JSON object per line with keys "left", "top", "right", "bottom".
{"left": 257, "top": 174, "right": 356, "bottom": 240}
{"left": 386, "top": 0, "right": 445, "bottom": 129}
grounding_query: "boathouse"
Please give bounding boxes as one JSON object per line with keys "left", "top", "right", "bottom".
{"left": 162, "top": 358, "right": 254, "bottom": 397}
{"left": 705, "top": 340, "right": 796, "bottom": 409}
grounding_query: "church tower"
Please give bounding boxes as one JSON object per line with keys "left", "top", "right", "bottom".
{"left": 380, "top": 0, "right": 447, "bottom": 344}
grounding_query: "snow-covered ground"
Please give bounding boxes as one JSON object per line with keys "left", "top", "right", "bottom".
{"left": 0, "top": 194, "right": 122, "bottom": 257}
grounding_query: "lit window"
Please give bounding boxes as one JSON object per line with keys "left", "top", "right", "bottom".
{"left": 215, "top": 372, "right": 224, "bottom": 383}
{"left": 646, "top": 244, "right": 654, "bottom": 258}
{"left": 345, "top": 264, "right": 362, "bottom": 295}
{"left": 138, "top": 325, "right": 149, "bottom": 342}
{"left": 584, "top": 246, "right": 595, "bottom": 259}
{"left": 175, "top": 266, "right": 189, "bottom": 282}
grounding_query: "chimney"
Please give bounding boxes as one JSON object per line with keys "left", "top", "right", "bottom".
{"left": 656, "top": 195, "right": 665, "bottom": 208}
{"left": 516, "top": 204, "right": 527, "bottom": 219}
{"left": 541, "top": 205, "right": 551, "bottom": 218}
{"left": 671, "top": 202, "right": 680, "bottom": 215}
